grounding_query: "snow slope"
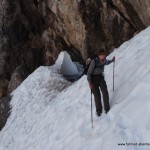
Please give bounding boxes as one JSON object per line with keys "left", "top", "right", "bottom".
{"left": 0, "top": 27, "right": 150, "bottom": 150}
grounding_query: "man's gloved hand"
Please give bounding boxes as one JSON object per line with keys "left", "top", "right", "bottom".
{"left": 112, "top": 56, "right": 115, "bottom": 62}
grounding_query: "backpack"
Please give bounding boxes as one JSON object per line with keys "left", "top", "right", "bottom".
{"left": 83, "top": 57, "right": 97, "bottom": 75}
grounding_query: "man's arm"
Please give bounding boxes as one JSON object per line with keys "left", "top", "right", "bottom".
{"left": 105, "top": 56, "right": 115, "bottom": 65}
{"left": 105, "top": 60, "right": 113, "bottom": 65}
{"left": 87, "top": 59, "right": 95, "bottom": 83}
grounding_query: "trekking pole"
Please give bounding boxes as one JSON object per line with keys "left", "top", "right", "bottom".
{"left": 113, "top": 60, "right": 115, "bottom": 92}
{"left": 91, "top": 89, "right": 93, "bottom": 128}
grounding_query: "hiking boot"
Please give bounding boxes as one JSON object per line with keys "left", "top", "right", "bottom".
{"left": 105, "top": 110, "right": 109, "bottom": 114}
{"left": 96, "top": 112, "right": 102, "bottom": 117}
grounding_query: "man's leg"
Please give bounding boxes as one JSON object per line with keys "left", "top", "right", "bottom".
{"left": 99, "top": 77, "right": 110, "bottom": 113}
{"left": 92, "top": 85, "right": 102, "bottom": 116}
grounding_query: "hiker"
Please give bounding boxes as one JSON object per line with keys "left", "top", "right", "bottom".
{"left": 87, "top": 49, "right": 115, "bottom": 116}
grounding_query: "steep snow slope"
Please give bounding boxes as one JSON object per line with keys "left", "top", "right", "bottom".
{"left": 0, "top": 27, "right": 150, "bottom": 150}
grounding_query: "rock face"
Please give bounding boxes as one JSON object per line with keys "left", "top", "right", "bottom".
{"left": 0, "top": 0, "right": 45, "bottom": 96}
{"left": 112, "top": 0, "right": 150, "bottom": 29}
{"left": 0, "top": 95, "right": 11, "bottom": 131}
{"left": 0, "top": 0, "right": 150, "bottom": 96}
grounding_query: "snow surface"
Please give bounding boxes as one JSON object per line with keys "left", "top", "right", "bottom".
{"left": 0, "top": 27, "right": 150, "bottom": 150}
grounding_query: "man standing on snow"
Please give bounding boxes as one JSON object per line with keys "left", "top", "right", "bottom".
{"left": 87, "top": 49, "right": 115, "bottom": 116}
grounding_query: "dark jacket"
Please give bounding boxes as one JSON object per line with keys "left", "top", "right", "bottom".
{"left": 87, "top": 57, "right": 113, "bottom": 83}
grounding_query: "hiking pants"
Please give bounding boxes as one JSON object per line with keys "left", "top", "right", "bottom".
{"left": 91, "top": 74, "right": 110, "bottom": 114}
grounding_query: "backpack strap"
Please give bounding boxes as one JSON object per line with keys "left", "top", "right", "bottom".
{"left": 86, "top": 58, "right": 91, "bottom": 65}
{"left": 91, "top": 57, "right": 96, "bottom": 74}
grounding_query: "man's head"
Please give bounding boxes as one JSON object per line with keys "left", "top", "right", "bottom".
{"left": 98, "top": 49, "right": 106, "bottom": 60}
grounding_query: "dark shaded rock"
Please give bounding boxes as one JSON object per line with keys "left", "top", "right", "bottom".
{"left": 0, "top": 95, "right": 11, "bottom": 131}
{"left": 112, "top": 0, "right": 146, "bottom": 30}
{"left": 8, "top": 64, "right": 30, "bottom": 93}
{"left": 0, "top": 76, "right": 9, "bottom": 98}
{"left": 78, "top": 0, "right": 135, "bottom": 56}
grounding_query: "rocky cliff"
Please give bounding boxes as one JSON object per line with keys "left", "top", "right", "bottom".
{"left": 0, "top": 0, "right": 150, "bottom": 98}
